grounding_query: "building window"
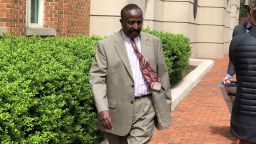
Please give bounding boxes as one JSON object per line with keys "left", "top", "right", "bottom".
{"left": 27, "top": 0, "right": 44, "bottom": 28}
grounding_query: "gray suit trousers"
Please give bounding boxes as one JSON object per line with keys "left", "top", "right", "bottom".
{"left": 106, "top": 96, "right": 155, "bottom": 144}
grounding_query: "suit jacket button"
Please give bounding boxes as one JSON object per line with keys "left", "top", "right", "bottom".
{"left": 131, "top": 84, "right": 134, "bottom": 87}
{"left": 131, "top": 101, "right": 133, "bottom": 104}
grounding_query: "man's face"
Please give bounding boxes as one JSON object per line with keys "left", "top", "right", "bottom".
{"left": 120, "top": 9, "right": 143, "bottom": 40}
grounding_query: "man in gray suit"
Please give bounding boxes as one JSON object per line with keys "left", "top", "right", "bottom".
{"left": 89, "top": 4, "right": 172, "bottom": 144}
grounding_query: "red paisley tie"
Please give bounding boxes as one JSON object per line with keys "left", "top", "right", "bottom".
{"left": 130, "top": 39, "right": 161, "bottom": 91}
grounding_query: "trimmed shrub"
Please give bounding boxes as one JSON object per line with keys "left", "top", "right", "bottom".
{"left": 0, "top": 34, "right": 102, "bottom": 143}
{"left": 144, "top": 29, "right": 191, "bottom": 85}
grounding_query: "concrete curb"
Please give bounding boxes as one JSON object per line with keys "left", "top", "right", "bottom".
{"left": 171, "top": 59, "right": 214, "bottom": 111}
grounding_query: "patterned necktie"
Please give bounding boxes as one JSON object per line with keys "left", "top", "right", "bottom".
{"left": 130, "top": 39, "right": 161, "bottom": 91}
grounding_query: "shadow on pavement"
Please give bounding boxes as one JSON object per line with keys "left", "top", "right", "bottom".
{"left": 210, "top": 126, "right": 237, "bottom": 142}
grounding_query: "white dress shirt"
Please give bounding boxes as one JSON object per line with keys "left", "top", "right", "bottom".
{"left": 121, "top": 31, "right": 151, "bottom": 96}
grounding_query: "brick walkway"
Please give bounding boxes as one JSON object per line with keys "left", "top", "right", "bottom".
{"left": 151, "top": 56, "right": 237, "bottom": 144}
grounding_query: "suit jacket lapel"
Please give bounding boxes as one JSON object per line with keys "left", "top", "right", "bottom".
{"left": 114, "top": 32, "right": 134, "bottom": 81}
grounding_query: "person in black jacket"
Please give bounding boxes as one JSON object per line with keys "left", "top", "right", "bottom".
{"left": 229, "top": 1, "right": 256, "bottom": 143}
{"left": 223, "top": 5, "right": 253, "bottom": 84}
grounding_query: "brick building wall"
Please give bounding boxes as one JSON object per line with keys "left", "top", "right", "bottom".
{"left": 44, "top": 0, "right": 90, "bottom": 36}
{"left": 0, "top": 0, "right": 90, "bottom": 36}
{"left": 0, "top": 0, "right": 26, "bottom": 35}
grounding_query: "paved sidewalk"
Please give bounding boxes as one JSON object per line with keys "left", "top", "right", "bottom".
{"left": 151, "top": 56, "right": 237, "bottom": 144}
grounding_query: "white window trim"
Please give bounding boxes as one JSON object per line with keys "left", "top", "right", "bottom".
{"left": 26, "top": 0, "right": 44, "bottom": 28}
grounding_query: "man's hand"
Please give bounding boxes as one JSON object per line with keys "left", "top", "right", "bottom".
{"left": 222, "top": 74, "right": 233, "bottom": 84}
{"left": 99, "top": 110, "right": 113, "bottom": 130}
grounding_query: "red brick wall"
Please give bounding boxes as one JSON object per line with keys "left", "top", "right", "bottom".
{"left": 45, "top": 0, "right": 90, "bottom": 36}
{"left": 0, "top": 0, "right": 90, "bottom": 36}
{"left": 0, "top": 0, "right": 26, "bottom": 35}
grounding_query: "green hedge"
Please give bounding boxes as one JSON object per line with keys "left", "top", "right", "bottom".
{"left": 0, "top": 34, "right": 101, "bottom": 143}
{"left": 0, "top": 30, "right": 190, "bottom": 143}
{"left": 144, "top": 29, "right": 191, "bottom": 85}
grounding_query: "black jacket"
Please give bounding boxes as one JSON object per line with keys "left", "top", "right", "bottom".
{"left": 227, "top": 22, "right": 252, "bottom": 75}
{"left": 229, "top": 27, "right": 256, "bottom": 142}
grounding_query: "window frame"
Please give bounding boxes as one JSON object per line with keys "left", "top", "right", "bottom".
{"left": 26, "top": 0, "right": 44, "bottom": 28}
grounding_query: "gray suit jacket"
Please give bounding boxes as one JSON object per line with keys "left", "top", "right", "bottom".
{"left": 89, "top": 31, "right": 172, "bottom": 136}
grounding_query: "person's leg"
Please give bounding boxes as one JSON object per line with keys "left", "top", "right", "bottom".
{"left": 127, "top": 96, "right": 156, "bottom": 144}
{"left": 106, "top": 133, "right": 128, "bottom": 144}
